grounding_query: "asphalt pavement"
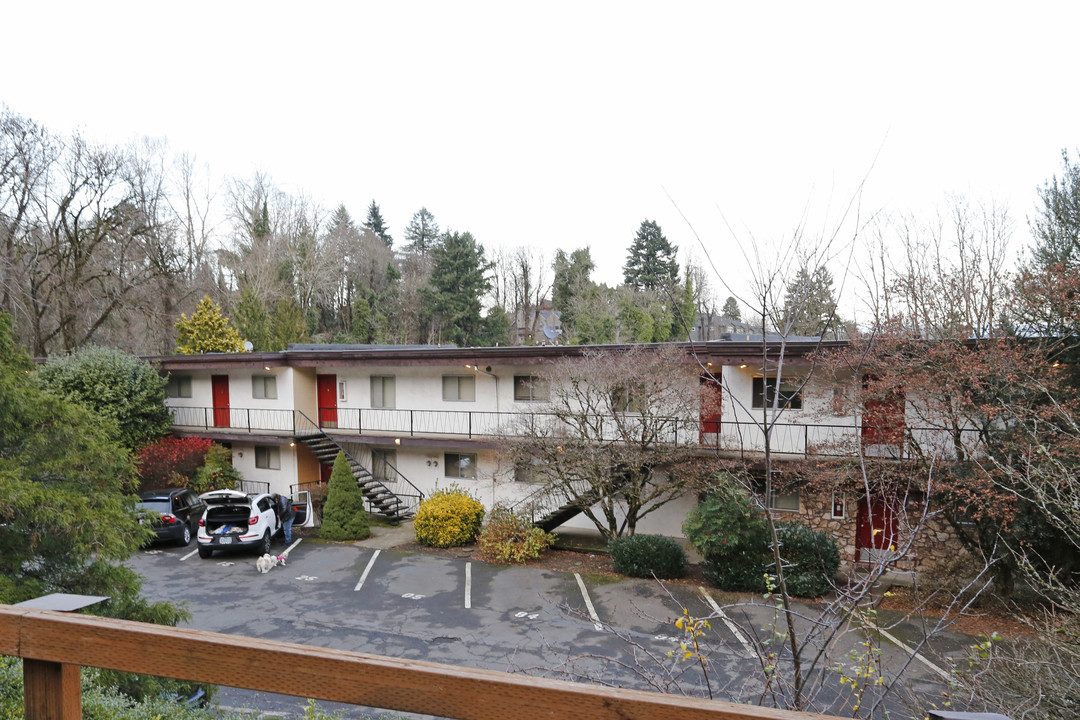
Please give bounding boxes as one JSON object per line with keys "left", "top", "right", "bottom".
{"left": 126, "top": 531, "right": 973, "bottom": 719}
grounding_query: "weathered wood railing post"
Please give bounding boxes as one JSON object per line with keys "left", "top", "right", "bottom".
{"left": 23, "top": 659, "right": 81, "bottom": 720}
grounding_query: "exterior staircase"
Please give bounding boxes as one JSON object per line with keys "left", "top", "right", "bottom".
{"left": 294, "top": 413, "right": 420, "bottom": 523}
{"left": 514, "top": 469, "right": 633, "bottom": 533}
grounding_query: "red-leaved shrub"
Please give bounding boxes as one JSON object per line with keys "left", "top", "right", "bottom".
{"left": 136, "top": 436, "right": 213, "bottom": 490}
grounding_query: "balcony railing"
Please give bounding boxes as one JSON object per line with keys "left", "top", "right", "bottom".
{"left": 3, "top": 604, "right": 851, "bottom": 720}
{"left": 166, "top": 406, "right": 984, "bottom": 460}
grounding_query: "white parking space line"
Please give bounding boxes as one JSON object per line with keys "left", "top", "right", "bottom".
{"left": 179, "top": 549, "right": 199, "bottom": 562}
{"left": 699, "top": 587, "right": 754, "bottom": 655}
{"left": 574, "top": 573, "right": 603, "bottom": 631}
{"left": 465, "top": 562, "right": 472, "bottom": 609}
{"left": 354, "top": 549, "right": 381, "bottom": 591}
{"left": 865, "top": 620, "right": 951, "bottom": 681}
{"left": 282, "top": 538, "right": 302, "bottom": 556}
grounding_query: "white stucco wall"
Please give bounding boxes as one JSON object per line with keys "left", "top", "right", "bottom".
{"left": 230, "top": 441, "right": 297, "bottom": 496}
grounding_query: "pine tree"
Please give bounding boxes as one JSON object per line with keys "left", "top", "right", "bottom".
{"left": 233, "top": 284, "right": 271, "bottom": 351}
{"left": 403, "top": 206, "right": 440, "bottom": 255}
{"left": 552, "top": 248, "right": 595, "bottom": 333}
{"left": 174, "top": 296, "right": 245, "bottom": 354}
{"left": 268, "top": 296, "right": 307, "bottom": 351}
{"left": 363, "top": 200, "right": 393, "bottom": 248}
{"left": 781, "top": 266, "right": 838, "bottom": 337}
{"left": 319, "top": 451, "right": 370, "bottom": 540}
{"left": 722, "top": 296, "right": 742, "bottom": 321}
{"left": 622, "top": 220, "right": 678, "bottom": 291}
{"left": 425, "top": 231, "right": 492, "bottom": 346}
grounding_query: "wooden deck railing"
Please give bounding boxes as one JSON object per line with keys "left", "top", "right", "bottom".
{"left": 1, "top": 604, "right": 839, "bottom": 720}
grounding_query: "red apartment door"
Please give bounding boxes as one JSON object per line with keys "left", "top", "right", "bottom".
{"left": 855, "top": 497, "right": 898, "bottom": 563}
{"left": 317, "top": 374, "right": 338, "bottom": 428}
{"left": 211, "top": 375, "right": 230, "bottom": 427}
{"left": 861, "top": 375, "right": 905, "bottom": 447}
{"left": 699, "top": 375, "right": 722, "bottom": 441}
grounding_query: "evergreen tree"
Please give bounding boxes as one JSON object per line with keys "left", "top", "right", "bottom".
{"left": 174, "top": 296, "right": 246, "bottom": 354}
{"left": 552, "top": 248, "right": 595, "bottom": 332}
{"left": 622, "top": 220, "right": 678, "bottom": 291}
{"left": 268, "top": 296, "right": 307, "bottom": 351}
{"left": 403, "top": 206, "right": 440, "bottom": 255}
{"left": 351, "top": 296, "right": 373, "bottom": 343}
{"left": 233, "top": 284, "right": 271, "bottom": 351}
{"left": 425, "top": 231, "right": 492, "bottom": 346}
{"left": 319, "top": 451, "right": 370, "bottom": 540}
{"left": 781, "top": 266, "right": 838, "bottom": 337}
{"left": 722, "top": 296, "right": 742, "bottom": 321}
{"left": 35, "top": 346, "right": 172, "bottom": 452}
{"left": 1030, "top": 149, "right": 1080, "bottom": 273}
{"left": 0, "top": 311, "right": 187, "bottom": 627}
{"left": 363, "top": 199, "right": 393, "bottom": 248}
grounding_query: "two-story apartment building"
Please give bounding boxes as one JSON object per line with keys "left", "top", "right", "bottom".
{"left": 151, "top": 338, "right": 962, "bottom": 573}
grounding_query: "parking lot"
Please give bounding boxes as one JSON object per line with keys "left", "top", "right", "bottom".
{"left": 127, "top": 536, "right": 965, "bottom": 717}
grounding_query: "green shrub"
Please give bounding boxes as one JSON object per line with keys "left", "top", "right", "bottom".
{"left": 477, "top": 505, "right": 556, "bottom": 564}
{"left": 189, "top": 443, "right": 240, "bottom": 493}
{"left": 771, "top": 522, "right": 840, "bottom": 598}
{"left": 320, "top": 452, "right": 371, "bottom": 541}
{"left": 414, "top": 484, "right": 485, "bottom": 548}
{"left": 685, "top": 481, "right": 773, "bottom": 592}
{"left": 608, "top": 534, "right": 687, "bottom": 579}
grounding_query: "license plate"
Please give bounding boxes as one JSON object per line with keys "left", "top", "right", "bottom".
{"left": 219, "top": 537, "right": 232, "bottom": 545}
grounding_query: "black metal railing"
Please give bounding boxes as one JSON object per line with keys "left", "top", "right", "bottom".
{"left": 166, "top": 405, "right": 985, "bottom": 460}
{"left": 293, "top": 411, "right": 424, "bottom": 520}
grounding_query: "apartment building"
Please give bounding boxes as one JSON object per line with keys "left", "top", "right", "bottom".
{"left": 152, "top": 338, "right": 960, "bottom": 572}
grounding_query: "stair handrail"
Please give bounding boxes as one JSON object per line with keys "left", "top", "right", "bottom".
{"left": 292, "top": 410, "right": 425, "bottom": 518}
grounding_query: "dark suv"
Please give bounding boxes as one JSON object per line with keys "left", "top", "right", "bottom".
{"left": 136, "top": 489, "right": 207, "bottom": 546}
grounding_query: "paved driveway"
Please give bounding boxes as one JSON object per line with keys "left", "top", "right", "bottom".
{"left": 127, "top": 535, "right": 967, "bottom": 718}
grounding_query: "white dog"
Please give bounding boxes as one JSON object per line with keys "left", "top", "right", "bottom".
{"left": 255, "top": 553, "right": 287, "bottom": 574}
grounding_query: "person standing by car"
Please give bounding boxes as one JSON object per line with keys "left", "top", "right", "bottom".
{"left": 273, "top": 493, "right": 296, "bottom": 544}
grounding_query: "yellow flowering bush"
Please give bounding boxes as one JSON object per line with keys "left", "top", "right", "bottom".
{"left": 413, "top": 485, "right": 485, "bottom": 548}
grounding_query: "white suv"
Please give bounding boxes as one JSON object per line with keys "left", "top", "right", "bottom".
{"left": 196, "top": 490, "right": 280, "bottom": 559}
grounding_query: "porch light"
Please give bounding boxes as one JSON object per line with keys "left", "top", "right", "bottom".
{"left": 264, "top": 366, "right": 271, "bottom": 371}
{"left": 289, "top": 442, "right": 295, "bottom": 447}
{"left": 465, "top": 364, "right": 472, "bottom": 369}
{"left": 739, "top": 364, "right": 748, "bottom": 369}
{"left": 394, "top": 438, "right": 401, "bottom": 445}
{"left": 1053, "top": 361, "right": 1062, "bottom": 368}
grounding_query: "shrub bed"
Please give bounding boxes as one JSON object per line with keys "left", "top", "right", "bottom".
{"left": 414, "top": 485, "right": 485, "bottom": 548}
{"left": 608, "top": 534, "right": 687, "bottom": 579}
{"left": 477, "top": 505, "right": 556, "bottom": 564}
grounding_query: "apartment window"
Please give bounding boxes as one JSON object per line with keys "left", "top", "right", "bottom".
{"left": 442, "top": 375, "right": 476, "bottom": 402}
{"left": 611, "top": 385, "right": 645, "bottom": 413}
{"left": 370, "top": 376, "right": 395, "bottom": 408}
{"left": 252, "top": 375, "right": 277, "bottom": 399}
{"left": 372, "top": 449, "right": 397, "bottom": 480}
{"left": 254, "top": 445, "right": 281, "bottom": 470}
{"left": 752, "top": 377, "right": 802, "bottom": 410}
{"left": 769, "top": 490, "right": 800, "bottom": 512}
{"left": 165, "top": 374, "right": 192, "bottom": 398}
{"left": 513, "top": 375, "right": 550, "bottom": 402}
{"left": 514, "top": 460, "right": 543, "bottom": 483}
{"left": 445, "top": 452, "right": 477, "bottom": 479}
{"left": 338, "top": 380, "right": 347, "bottom": 402}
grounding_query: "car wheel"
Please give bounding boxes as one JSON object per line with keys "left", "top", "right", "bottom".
{"left": 178, "top": 524, "right": 192, "bottom": 547}
{"left": 260, "top": 531, "right": 272, "bottom": 556}
{"left": 197, "top": 545, "right": 213, "bottom": 559}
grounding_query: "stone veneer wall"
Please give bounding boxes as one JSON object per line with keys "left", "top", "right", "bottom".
{"left": 790, "top": 492, "right": 965, "bottom": 574}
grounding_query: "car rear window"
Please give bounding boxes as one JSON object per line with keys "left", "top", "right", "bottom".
{"left": 137, "top": 501, "right": 171, "bottom": 513}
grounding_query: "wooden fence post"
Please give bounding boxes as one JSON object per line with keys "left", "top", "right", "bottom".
{"left": 23, "top": 659, "right": 81, "bottom": 720}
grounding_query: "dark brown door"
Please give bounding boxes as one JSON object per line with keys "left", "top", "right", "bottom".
{"left": 211, "top": 375, "right": 230, "bottom": 427}
{"left": 317, "top": 374, "right": 338, "bottom": 427}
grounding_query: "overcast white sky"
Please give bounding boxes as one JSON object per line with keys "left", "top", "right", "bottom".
{"left": 3, "top": 2, "right": 1077, "bottom": 314}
